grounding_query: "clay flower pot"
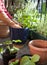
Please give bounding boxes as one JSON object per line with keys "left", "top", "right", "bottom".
{"left": 28, "top": 40, "right": 47, "bottom": 64}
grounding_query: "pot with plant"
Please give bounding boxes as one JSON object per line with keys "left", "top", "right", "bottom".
{"left": 13, "top": 0, "right": 40, "bottom": 41}
{"left": 10, "top": 0, "right": 34, "bottom": 44}
{"left": 29, "top": 0, "right": 47, "bottom": 40}
{"left": 10, "top": 27, "right": 30, "bottom": 44}
{"left": 9, "top": 54, "right": 40, "bottom": 65}
{"left": 28, "top": 40, "right": 47, "bottom": 64}
{"left": 2, "top": 45, "right": 19, "bottom": 65}
{"left": 13, "top": 0, "right": 47, "bottom": 40}
{"left": 0, "top": 40, "right": 19, "bottom": 65}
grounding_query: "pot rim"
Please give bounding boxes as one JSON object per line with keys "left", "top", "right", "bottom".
{"left": 29, "top": 40, "right": 47, "bottom": 51}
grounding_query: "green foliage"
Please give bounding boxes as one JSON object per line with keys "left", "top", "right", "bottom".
{"left": 9, "top": 54, "right": 40, "bottom": 65}
{"left": 20, "top": 56, "right": 35, "bottom": 65}
{"left": 20, "top": 55, "right": 40, "bottom": 65}
{"left": 6, "top": 46, "right": 19, "bottom": 54}
{"left": 14, "top": 0, "right": 47, "bottom": 37}
{"left": 42, "top": 2, "right": 47, "bottom": 14}
{"left": 0, "top": 40, "right": 20, "bottom": 53}
{"left": 9, "top": 60, "right": 19, "bottom": 65}
{"left": 14, "top": 0, "right": 39, "bottom": 29}
{"left": 0, "top": 47, "right": 3, "bottom": 53}
{"left": 31, "top": 54, "right": 40, "bottom": 62}
{"left": 3, "top": 40, "right": 12, "bottom": 44}
{"left": 12, "top": 40, "right": 22, "bottom": 43}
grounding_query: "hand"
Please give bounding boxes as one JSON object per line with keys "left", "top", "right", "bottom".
{"left": 12, "top": 19, "right": 22, "bottom": 26}
{"left": 11, "top": 19, "right": 22, "bottom": 28}
{"left": 13, "top": 24, "right": 22, "bottom": 28}
{"left": 10, "top": 22, "right": 22, "bottom": 28}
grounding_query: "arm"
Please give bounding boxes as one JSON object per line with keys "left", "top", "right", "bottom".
{"left": 0, "top": 12, "right": 21, "bottom": 28}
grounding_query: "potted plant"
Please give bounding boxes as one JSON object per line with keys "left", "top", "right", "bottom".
{"left": 10, "top": 0, "right": 35, "bottom": 44}
{"left": 12, "top": 0, "right": 39, "bottom": 41}
{"left": 10, "top": 28, "right": 30, "bottom": 44}
{"left": 28, "top": 40, "right": 47, "bottom": 64}
{"left": 9, "top": 54, "right": 40, "bottom": 65}
{"left": 13, "top": 0, "right": 47, "bottom": 40}
{"left": 29, "top": 13, "right": 47, "bottom": 40}
{"left": 0, "top": 40, "right": 19, "bottom": 65}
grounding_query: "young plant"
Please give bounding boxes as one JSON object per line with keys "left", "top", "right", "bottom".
{"left": 6, "top": 46, "right": 19, "bottom": 54}
{"left": 12, "top": 40, "right": 22, "bottom": 43}
{"left": 14, "top": 0, "right": 47, "bottom": 37}
{"left": 14, "top": 0, "right": 39, "bottom": 29}
{"left": 20, "top": 54, "right": 40, "bottom": 65}
{"left": 0, "top": 47, "right": 3, "bottom": 53}
{"left": 9, "top": 54, "right": 40, "bottom": 65}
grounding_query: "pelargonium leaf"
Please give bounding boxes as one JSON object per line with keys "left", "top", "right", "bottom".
{"left": 20, "top": 56, "right": 31, "bottom": 65}
{"left": 31, "top": 54, "right": 40, "bottom": 62}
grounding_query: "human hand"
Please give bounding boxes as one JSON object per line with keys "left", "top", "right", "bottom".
{"left": 11, "top": 19, "right": 22, "bottom": 28}
{"left": 13, "top": 24, "right": 22, "bottom": 28}
{"left": 10, "top": 22, "right": 22, "bottom": 28}
{"left": 12, "top": 19, "right": 22, "bottom": 26}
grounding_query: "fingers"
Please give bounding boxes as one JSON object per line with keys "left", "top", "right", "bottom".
{"left": 9, "top": 21, "right": 22, "bottom": 28}
{"left": 10, "top": 23, "right": 22, "bottom": 28}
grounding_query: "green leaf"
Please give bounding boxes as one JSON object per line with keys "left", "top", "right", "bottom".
{"left": 12, "top": 40, "right": 22, "bottom": 43}
{"left": 30, "top": 62, "right": 35, "bottom": 65}
{"left": 9, "top": 60, "right": 19, "bottom": 65}
{"left": 9, "top": 63, "right": 13, "bottom": 65}
{"left": 31, "top": 54, "right": 40, "bottom": 62}
{"left": 0, "top": 48, "right": 3, "bottom": 53}
{"left": 10, "top": 46, "right": 19, "bottom": 53}
{"left": 13, "top": 60, "right": 19, "bottom": 65}
{"left": 20, "top": 56, "right": 36, "bottom": 65}
{"left": 3, "top": 40, "right": 12, "bottom": 44}
{"left": 20, "top": 56, "right": 30, "bottom": 65}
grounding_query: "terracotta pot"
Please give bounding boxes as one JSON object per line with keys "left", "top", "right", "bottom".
{"left": 28, "top": 40, "right": 47, "bottom": 64}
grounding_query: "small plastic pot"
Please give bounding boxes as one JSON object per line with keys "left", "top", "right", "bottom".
{"left": 10, "top": 28, "right": 30, "bottom": 44}
{"left": 28, "top": 40, "right": 47, "bottom": 64}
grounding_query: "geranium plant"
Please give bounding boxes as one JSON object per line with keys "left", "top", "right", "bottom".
{"left": 14, "top": 0, "right": 47, "bottom": 38}
{"left": 9, "top": 54, "right": 40, "bottom": 65}
{"left": 14, "top": 0, "right": 38, "bottom": 29}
